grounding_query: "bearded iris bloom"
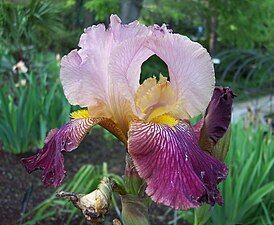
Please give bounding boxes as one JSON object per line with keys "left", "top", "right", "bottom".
{"left": 21, "top": 15, "right": 234, "bottom": 210}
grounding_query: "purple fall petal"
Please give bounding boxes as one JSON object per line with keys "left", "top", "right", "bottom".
{"left": 193, "top": 118, "right": 204, "bottom": 140}
{"left": 128, "top": 120, "right": 228, "bottom": 210}
{"left": 21, "top": 118, "right": 99, "bottom": 187}
{"left": 195, "top": 87, "right": 235, "bottom": 152}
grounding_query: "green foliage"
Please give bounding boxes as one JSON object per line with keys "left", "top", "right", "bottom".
{"left": 84, "top": 0, "right": 120, "bottom": 22}
{"left": 141, "top": 0, "right": 202, "bottom": 36}
{"left": 141, "top": 0, "right": 274, "bottom": 50}
{"left": 0, "top": 70, "right": 70, "bottom": 154}
{"left": 193, "top": 205, "right": 212, "bottom": 225}
{"left": 215, "top": 49, "right": 274, "bottom": 101}
{"left": 22, "top": 163, "right": 123, "bottom": 225}
{"left": 0, "top": 46, "right": 16, "bottom": 78}
{"left": 0, "top": 0, "right": 66, "bottom": 55}
{"left": 140, "top": 55, "right": 168, "bottom": 82}
{"left": 141, "top": 0, "right": 186, "bottom": 24}
{"left": 211, "top": 122, "right": 274, "bottom": 225}
{"left": 217, "top": 0, "right": 274, "bottom": 50}
{"left": 203, "top": 0, "right": 274, "bottom": 50}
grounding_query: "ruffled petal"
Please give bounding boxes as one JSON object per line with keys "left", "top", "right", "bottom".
{"left": 146, "top": 25, "right": 215, "bottom": 118}
{"left": 128, "top": 120, "right": 227, "bottom": 210}
{"left": 196, "top": 87, "right": 235, "bottom": 152}
{"left": 21, "top": 118, "right": 100, "bottom": 187}
{"left": 60, "top": 15, "right": 153, "bottom": 124}
{"left": 109, "top": 16, "right": 153, "bottom": 95}
{"left": 61, "top": 27, "right": 111, "bottom": 107}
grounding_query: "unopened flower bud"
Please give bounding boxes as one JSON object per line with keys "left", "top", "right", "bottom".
{"left": 57, "top": 177, "right": 113, "bottom": 224}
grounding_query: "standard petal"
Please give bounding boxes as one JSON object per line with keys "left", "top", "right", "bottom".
{"left": 107, "top": 33, "right": 153, "bottom": 132}
{"left": 196, "top": 87, "right": 235, "bottom": 152}
{"left": 60, "top": 15, "right": 153, "bottom": 124}
{"left": 146, "top": 25, "right": 215, "bottom": 118}
{"left": 21, "top": 118, "right": 100, "bottom": 187}
{"left": 60, "top": 25, "right": 111, "bottom": 108}
{"left": 108, "top": 15, "right": 153, "bottom": 96}
{"left": 128, "top": 120, "right": 227, "bottom": 210}
{"left": 109, "top": 14, "right": 151, "bottom": 45}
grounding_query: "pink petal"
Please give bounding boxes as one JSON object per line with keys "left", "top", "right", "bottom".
{"left": 146, "top": 25, "right": 215, "bottom": 118}
{"left": 108, "top": 15, "right": 154, "bottom": 103}
{"left": 128, "top": 120, "right": 227, "bottom": 210}
{"left": 61, "top": 25, "right": 112, "bottom": 107}
{"left": 21, "top": 118, "right": 99, "bottom": 187}
{"left": 60, "top": 15, "right": 153, "bottom": 121}
{"left": 108, "top": 18, "right": 153, "bottom": 126}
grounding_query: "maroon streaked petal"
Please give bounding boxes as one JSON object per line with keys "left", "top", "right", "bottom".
{"left": 21, "top": 118, "right": 100, "bottom": 187}
{"left": 197, "top": 87, "right": 235, "bottom": 152}
{"left": 193, "top": 118, "right": 204, "bottom": 140}
{"left": 128, "top": 120, "right": 228, "bottom": 210}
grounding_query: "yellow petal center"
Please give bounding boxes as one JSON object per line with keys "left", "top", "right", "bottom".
{"left": 135, "top": 75, "right": 181, "bottom": 127}
{"left": 151, "top": 113, "right": 178, "bottom": 127}
{"left": 70, "top": 109, "right": 90, "bottom": 119}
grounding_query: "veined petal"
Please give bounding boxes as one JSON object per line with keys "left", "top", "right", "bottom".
{"left": 109, "top": 17, "right": 153, "bottom": 95}
{"left": 128, "top": 120, "right": 227, "bottom": 210}
{"left": 109, "top": 35, "right": 153, "bottom": 104}
{"left": 107, "top": 34, "right": 153, "bottom": 131}
{"left": 61, "top": 28, "right": 111, "bottom": 107}
{"left": 195, "top": 87, "right": 235, "bottom": 153}
{"left": 146, "top": 25, "right": 215, "bottom": 118}
{"left": 109, "top": 14, "right": 150, "bottom": 42}
{"left": 193, "top": 118, "right": 204, "bottom": 140}
{"left": 21, "top": 118, "right": 100, "bottom": 187}
{"left": 60, "top": 15, "right": 153, "bottom": 127}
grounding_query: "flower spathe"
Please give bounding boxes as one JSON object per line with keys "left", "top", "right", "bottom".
{"left": 21, "top": 15, "right": 233, "bottom": 210}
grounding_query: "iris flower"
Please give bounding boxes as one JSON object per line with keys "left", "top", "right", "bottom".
{"left": 22, "top": 15, "right": 234, "bottom": 210}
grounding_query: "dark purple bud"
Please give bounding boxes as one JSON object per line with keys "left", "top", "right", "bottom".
{"left": 195, "top": 87, "right": 235, "bottom": 153}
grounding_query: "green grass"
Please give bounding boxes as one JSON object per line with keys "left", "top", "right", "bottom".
{"left": 211, "top": 122, "right": 274, "bottom": 225}
{"left": 0, "top": 72, "right": 70, "bottom": 154}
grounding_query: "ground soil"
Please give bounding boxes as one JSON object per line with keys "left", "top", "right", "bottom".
{"left": 0, "top": 128, "right": 183, "bottom": 225}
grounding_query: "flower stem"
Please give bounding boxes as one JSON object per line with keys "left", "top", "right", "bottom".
{"left": 121, "top": 153, "right": 150, "bottom": 225}
{"left": 121, "top": 194, "right": 150, "bottom": 225}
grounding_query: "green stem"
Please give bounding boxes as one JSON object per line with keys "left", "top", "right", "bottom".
{"left": 121, "top": 153, "right": 150, "bottom": 225}
{"left": 121, "top": 194, "right": 150, "bottom": 225}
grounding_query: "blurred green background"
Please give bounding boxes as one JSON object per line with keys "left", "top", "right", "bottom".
{"left": 0, "top": 0, "right": 273, "bottom": 225}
